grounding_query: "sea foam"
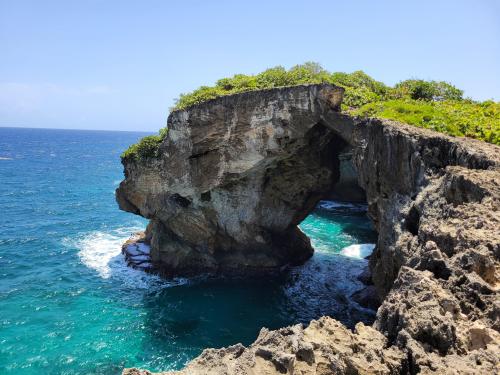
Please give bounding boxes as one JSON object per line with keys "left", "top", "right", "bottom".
{"left": 64, "top": 226, "right": 186, "bottom": 289}
{"left": 340, "top": 243, "right": 376, "bottom": 259}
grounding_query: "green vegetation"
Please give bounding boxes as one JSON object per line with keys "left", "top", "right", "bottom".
{"left": 173, "top": 63, "right": 498, "bottom": 145}
{"left": 123, "top": 63, "right": 499, "bottom": 160}
{"left": 121, "top": 128, "right": 168, "bottom": 161}
{"left": 174, "top": 62, "right": 389, "bottom": 110}
{"left": 354, "top": 99, "right": 499, "bottom": 144}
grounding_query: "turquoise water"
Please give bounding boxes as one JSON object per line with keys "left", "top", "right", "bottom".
{"left": 0, "top": 128, "right": 377, "bottom": 374}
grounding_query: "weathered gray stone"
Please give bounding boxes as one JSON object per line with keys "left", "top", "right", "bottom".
{"left": 118, "top": 84, "right": 500, "bottom": 374}
{"left": 117, "top": 84, "right": 346, "bottom": 276}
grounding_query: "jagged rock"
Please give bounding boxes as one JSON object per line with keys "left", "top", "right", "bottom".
{"left": 121, "top": 232, "right": 155, "bottom": 272}
{"left": 124, "top": 317, "right": 407, "bottom": 375}
{"left": 327, "top": 148, "right": 367, "bottom": 202}
{"left": 118, "top": 85, "right": 500, "bottom": 374}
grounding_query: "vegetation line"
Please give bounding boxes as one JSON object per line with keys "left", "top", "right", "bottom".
{"left": 122, "top": 63, "right": 499, "bottom": 160}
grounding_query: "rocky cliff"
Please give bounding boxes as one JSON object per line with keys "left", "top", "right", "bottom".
{"left": 118, "top": 85, "right": 500, "bottom": 374}
{"left": 117, "top": 84, "right": 346, "bottom": 276}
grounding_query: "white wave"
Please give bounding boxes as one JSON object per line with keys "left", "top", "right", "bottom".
{"left": 74, "top": 229, "right": 128, "bottom": 279}
{"left": 318, "top": 200, "right": 367, "bottom": 212}
{"left": 0, "top": 157, "right": 13, "bottom": 160}
{"left": 340, "top": 243, "right": 375, "bottom": 259}
{"left": 63, "top": 226, "right": 187, "bottom": 289}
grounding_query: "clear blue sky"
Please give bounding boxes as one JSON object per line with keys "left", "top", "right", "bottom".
{"left": 1, "top": 0, "right": 499, "bottom": 131}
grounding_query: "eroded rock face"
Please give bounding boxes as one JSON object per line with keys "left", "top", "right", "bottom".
{"left": 118, "top": 84, "right": 500, "bottom": 374}
{"left": 117, "top": 85, "right": 346, "bottom": 276}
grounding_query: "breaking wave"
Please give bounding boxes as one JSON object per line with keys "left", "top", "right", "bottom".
{"left": 63, "top": 226, "right": 187, "bottom": 289}
{"left": 340, "top": 243, "right": 376, "bottom": 259}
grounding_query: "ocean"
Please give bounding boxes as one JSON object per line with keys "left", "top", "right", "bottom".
{"left": 0, "top": 127, "right": 377, "bottom": 374}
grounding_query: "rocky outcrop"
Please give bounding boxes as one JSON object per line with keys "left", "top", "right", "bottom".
{"left": 122, "top": 232, "right": 154, "bottom": 272}
{"left": 124, "top": 317, "right": 407, "bottom": 375}
{"left": 327, "top": 148, "right": 367, "bottom": 202}
{"left": 117, "top": 84, "right": 346, "bottom": 276}
{"left": 118, "top": 84, "right": 500, "bottom": 374}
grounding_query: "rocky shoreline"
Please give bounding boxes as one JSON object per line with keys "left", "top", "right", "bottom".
{"left": 118, "top": 85, "right": 499, "bottom": 374}
{"left": 121, "top": 232, "right": 155, "bottom": 273}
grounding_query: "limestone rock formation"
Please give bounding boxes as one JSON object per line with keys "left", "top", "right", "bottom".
{"left": 124, "top": 317, "right": 406, "bottom": 375}
{"left": 117, "top": 84, "right": 346, "bottom": 276}
{"left": 118, "top": 84, "right": 500, "bottom": 374}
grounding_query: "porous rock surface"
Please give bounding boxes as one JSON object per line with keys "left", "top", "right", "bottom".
{"left": 119, "top": 85, "right": 500, "bottom": 374}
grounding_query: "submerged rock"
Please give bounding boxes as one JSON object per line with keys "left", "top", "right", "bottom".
{"left": 118, "top": 84, "right": 500, "bottom": 374}
{"left": 356, "top": 266, "right": 373, "bottom": 285}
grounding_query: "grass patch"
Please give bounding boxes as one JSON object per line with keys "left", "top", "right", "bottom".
{"left": 353, "top": 99, "right": 499, "bottom": 144}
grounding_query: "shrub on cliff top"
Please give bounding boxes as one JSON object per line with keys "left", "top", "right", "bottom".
{"left": 354, "top": 99, "right": 499, "bottom": 145}
{"left": 174, "top": 63, "right": 388, "bottom": 110}
{"left": 123, "top": 63, "right": 498, "bottom": 160}
{"left": 121, "top": 128, "right": 168, "bottom": 161}
{"left": 391, "top": 79, "right": 464, "bottom": 101}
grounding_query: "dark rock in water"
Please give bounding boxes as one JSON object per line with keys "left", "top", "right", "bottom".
{"left": 357, "top": 267, "right": 373, "bottom": 285}
{"left": 119, "top": 85, "right": 500, "bottom": 375}
{"left": 352, "top": 286, "right": 380, "bottom": 310}
{"left": 129, "top": 254, "right": 150, "bottom": 262}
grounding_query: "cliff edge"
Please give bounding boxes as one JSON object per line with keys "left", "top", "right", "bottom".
{"left": 118, "top": 85, "right": 500, "bottom": 374}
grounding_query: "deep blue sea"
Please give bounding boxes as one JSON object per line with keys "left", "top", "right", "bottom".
{"left": 0, "top": 127, "right": 377, "bottom": 374}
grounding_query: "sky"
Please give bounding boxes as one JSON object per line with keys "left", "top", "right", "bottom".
{"left": 1, "top": 0, "right": 499, "bottom": 131}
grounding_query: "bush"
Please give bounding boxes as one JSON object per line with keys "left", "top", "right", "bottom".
{"left": 331, "top": 70, "right": 388, "bottom": 96}
{"left": 121, "top": 128, "right": 168, "bottom": 161}
{"left": 124, "top": 63, "right": 497, "bottom": 159}
{"left": 391, "top": 79, "right": 463, "bottom": 101}
{"left": 255, "top": 66, "right": 292, "bottom": 88}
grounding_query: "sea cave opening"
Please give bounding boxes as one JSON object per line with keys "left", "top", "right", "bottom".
{"left": 295, "top": 139, "right": 380, "bottom": 313}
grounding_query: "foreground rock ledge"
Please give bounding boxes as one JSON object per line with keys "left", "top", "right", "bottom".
{"left": 118, "top": 85, "right": 500, "bottom": 374}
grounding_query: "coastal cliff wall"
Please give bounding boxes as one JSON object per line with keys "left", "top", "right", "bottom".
{"left": 118, "top": 85, "right": 500, "bottom": 374}
{"left": 117, "top": 84, "right": 346, "bottom": 276}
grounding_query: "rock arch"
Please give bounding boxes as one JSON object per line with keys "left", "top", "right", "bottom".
{"left": 117, "top": 84, "right": 498, "bottom": 293}
{"left": 118, "top": 84, "right": 500, "bottom": 373}
{"left": 117, "top": 85, "right": 352, "bottom": 277}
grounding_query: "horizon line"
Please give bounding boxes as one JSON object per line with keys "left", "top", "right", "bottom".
{"left": 0, "top": 125, "right": 155, "bottom": 133}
